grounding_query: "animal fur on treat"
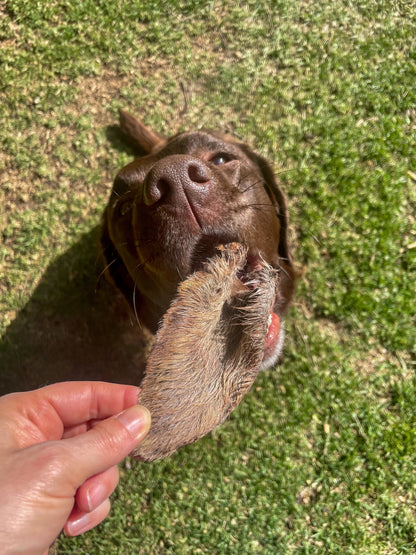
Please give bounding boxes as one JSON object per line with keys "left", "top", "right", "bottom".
{"left": 133, "top": 243, "right": 278, "bottom": 461}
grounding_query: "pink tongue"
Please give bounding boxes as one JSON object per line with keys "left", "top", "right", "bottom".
{"left": 265, "top": 312, "right": 281, "bottom": 349}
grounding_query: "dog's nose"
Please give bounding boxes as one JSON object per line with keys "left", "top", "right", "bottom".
{"left": 143, "top": 155, "right": 211, "bottom": 207}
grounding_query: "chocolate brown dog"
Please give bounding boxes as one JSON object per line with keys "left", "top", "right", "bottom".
{"left": 101, "top": 110, "right": 295, "bottom": 460}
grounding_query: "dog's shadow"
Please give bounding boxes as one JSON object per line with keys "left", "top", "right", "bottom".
{"left": 0, "top": 226, "right": 148, "bottom": 395}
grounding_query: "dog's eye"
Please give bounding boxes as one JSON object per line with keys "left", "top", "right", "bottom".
{"left": 210, "top": 153, "right": 234, "bottom": 166}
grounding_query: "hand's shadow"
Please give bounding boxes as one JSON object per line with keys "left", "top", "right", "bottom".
{"left": 0, "top": 226, "right": 148, "bottom": 395}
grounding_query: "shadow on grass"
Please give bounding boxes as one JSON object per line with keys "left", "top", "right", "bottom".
{"left": 0, "top": 226, "right": 147, "bottom": 395}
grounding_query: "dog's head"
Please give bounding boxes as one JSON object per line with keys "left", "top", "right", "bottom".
{"left": 101, "top": 110, "right": 295, "bottom": 370}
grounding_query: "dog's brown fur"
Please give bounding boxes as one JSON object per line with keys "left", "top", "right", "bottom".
{"left": 101, "top": 111, "right": 296, "bottom": 460}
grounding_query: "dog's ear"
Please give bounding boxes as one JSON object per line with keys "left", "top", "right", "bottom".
{"left": 118, "top": 109, "right": 165, "bottom": 154}
{"left": 238, "top": 145, "right": 296, "bottom": 313}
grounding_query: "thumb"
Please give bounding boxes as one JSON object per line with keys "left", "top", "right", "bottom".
{"left": 60, "top": 405, "right": 151, "bottom": 486}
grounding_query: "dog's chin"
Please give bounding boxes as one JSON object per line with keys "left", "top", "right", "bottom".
{"left": 261, "top": 316, "right": 284, "bottom": 370}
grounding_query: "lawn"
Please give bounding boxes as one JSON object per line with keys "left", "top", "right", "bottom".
{"left": 1, "top": 0, "right": 415, "bottom": 553}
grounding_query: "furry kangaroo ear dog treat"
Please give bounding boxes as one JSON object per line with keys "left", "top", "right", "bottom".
{"left": 133, "top": 243, "right": 279, "bottom": 461}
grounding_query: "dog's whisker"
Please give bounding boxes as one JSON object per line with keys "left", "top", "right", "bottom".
{"left": 95, "top": 258, "right": 117, "bottom": 290}
{"left": 277, "top": 262, "right": 291, "bottom": 281}
{"left": 176, "top": 264, "right": 186, "bottom": 281}
{"left": 245, "top": 202, "right": 276, "bottom": 209}
{"left": 240, "top": 180, "right": 265, "bottom": 194}
{"left": 134, "top": 260, "right": 147, "bottom": 272}
{"left": 274, "top": 167, "right": 296, "bottom": 176}
{"left": 132, "top": 281, "right": 142, "bottom": 329}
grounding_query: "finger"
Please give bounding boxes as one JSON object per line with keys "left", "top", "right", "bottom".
{"left": 0, "top": 382, "right": 141, "bottom": 447}
{"left": 62, "top": 423, "right": 89, "bottom": 439}
{"left": 60, "top": 405, "right": 151, "bottom": 487}
{"left": 41, "top": 381, "right": 141, "bottom": 428}
{"left": 63, "top": 416, "right": 115, "bottom": 439}
{"left": 63, "top": 417, "right": 107, "bottom": 438}
{"left": 65, "top": 498, "right": 111, "bottom": 537}
{"left": 75, "top": 465, "right": 119, "bottom": 513}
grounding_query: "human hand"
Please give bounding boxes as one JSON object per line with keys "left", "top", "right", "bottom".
{"left": 0, "top": 381, "right": 151, "bottom": 554}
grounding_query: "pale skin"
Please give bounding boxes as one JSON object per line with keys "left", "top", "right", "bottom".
{"left": 0, "top": 381, "right": 151, "bottom": 555}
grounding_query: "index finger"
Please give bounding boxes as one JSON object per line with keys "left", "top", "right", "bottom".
{"left": 0, "top": 381, "right": 140, "bottom": 447}
{"left": 44, "top": 381, "right": 141, "bottom": 425}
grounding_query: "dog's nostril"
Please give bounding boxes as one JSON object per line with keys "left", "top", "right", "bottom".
{"left": 144, "top": 178, "right": 168, "bottom": 206}
{"left": 188, "top": 163, "right": 210, "bottom": 184}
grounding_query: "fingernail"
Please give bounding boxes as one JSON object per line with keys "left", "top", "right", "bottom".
{"left": 65, "top": 499, "right": 111, "bottom": 536}
{"left": 86, "top": 482, "right": 107, "bottom": 512}
{"left": 117, "top": 405, "right": 151, "bottom": 441}
{"left": 66, "top": 512, "right": 91, "bottom": 536}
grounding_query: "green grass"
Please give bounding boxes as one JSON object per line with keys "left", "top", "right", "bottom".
{"left": 1, "top": 0, "right": 416, "bottom": 552}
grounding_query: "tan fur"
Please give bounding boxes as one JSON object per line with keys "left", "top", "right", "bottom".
{"left": 133, "top": 243, "right": 278, "bottom": 461}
